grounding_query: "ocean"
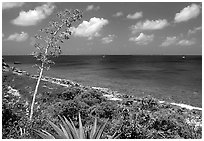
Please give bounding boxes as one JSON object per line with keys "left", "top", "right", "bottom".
{"left": 3, "top": 55, "right": 202, "bottom": 108}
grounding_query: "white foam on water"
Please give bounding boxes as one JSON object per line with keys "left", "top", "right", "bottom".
{"left": 170, "top": 102, "right": 202, "bottom": 111}
{"left": 158, "top": 101, "right": 202, "bottom": 111}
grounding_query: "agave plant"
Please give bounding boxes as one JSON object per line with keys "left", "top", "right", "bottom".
{"left": 34, "top": 113, "right": 120, "bottom": 139}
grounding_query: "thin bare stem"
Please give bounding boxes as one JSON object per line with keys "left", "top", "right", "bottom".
{"left": 29, "top": 9, "right": 82, "bottom": 121}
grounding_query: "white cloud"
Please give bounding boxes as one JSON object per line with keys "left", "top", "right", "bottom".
{"left": 71, "top": 17, "right": 109, "bottom": 40}
{"left": 127, "top": 11, "right": 143, "bottom": 19}
{"left": 130, "top": 19, "right": 169, "bottom": 33}
{"left": 188, "top": 26, "right": 202, "bottom": 35}
{"left": 129, "top": 33, "right": 154, "bottom": 45}
{"left": 161, "top": 36, "right": 177, "bottom": 47}
{"left": 174, "top": 4, "right": 201, "bottom": 23}
{"left": 12, "top": 3, "right": 55, "bottom": 26}
{"left": 2, "top": 2, "right": 24, "bottom": 10}
{"left": 86, "top": 5, "right": 100, "bottom": 11}
{"left": 177, "top": 39, "right": 195, "bottom": 46}
{"left": 161, "top": 35, "right": 196, "bottom": 47}
{"left": 113, "top": 12, "right": 123, "bottom": 17}
{"left": 101, "top": 34, "right": 116, "bottom": 44}
{"left": 6, "top": 32, "right": 29, "bottom": 42}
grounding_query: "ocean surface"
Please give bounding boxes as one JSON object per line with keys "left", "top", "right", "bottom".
{"left": 3, "top": 55, "right": 202, "bottom": 108}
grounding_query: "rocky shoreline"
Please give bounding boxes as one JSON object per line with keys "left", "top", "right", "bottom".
{"left": 3, "top": 59, "right": 202, "bottom": 110}
{"left": 3, "top": 58, "right": 203, "bottom": 111}
{"left": 2, "top": 59, "right": 202, "bottom": 131}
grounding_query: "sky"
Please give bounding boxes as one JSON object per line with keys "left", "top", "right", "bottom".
{"left": 2, "top": 2, "right": 202, "bottom": 55}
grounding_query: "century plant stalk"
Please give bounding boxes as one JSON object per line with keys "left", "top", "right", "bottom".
{"left": 29, "top": 9, "right": 82, "bottom": 121}
{"left": 29, "top": 47, "right": 48, "bottom": 120}
{"left": 29, "top": 63, "right": 44, "bottom": 120}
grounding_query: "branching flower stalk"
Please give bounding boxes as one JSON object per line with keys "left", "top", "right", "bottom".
{"left": 29, "top": 9, "right": 83, "bottom": 121}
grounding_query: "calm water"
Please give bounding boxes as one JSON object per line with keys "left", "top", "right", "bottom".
{"left": 3, "top": 55, "right": 202, "bottom": 107}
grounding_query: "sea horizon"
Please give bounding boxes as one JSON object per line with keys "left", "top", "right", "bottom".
{"left": 2, "top": 2, "right": 202, "bottom": 139}
{"left": 2, "top": 54, "right": 202, "bottom": 56}
{"left": 3, "top": 55, "right": 202, "bottom": 108}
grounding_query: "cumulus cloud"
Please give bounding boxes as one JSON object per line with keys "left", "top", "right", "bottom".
{"left": 6, "top": 32, "right": 29, "bottom": 42}
{"left": 86, "top": 5, "right": 100, "bottom": 11}
{"left": 127, "top": 11, "right": 143, "bottom": 19}
{"left": 160, "top": 36, "right": 177, "bottom": 47}
{"left": 161, "top": 35, "right": 196, "bottom": 47}
{"left": 71, "top": 17, "right": 109, "bottom": 40}
{"left": 177, "top": 39, "right": 195, "bottom": 46}
{"left": 174, "top": 4, "right": 201, "bottom": 23}
{"left": 129, "top": 33, "right": 154, "bottom": 45}
{"left": 188, "top": 26, "right": 202, "bottom": 35}
{"left": 130, "top": 19, "right": 169, "bottom": 33}
{"left": 112, "top": 12, "right": 123, "bottom": 17}
{"left": 12, "top": 3, "right": 55, "bottom": 26}
{"left": 101, "top": 34, "right": 116, "bottom": 44}
{"left": 2, "top": 2, "right": 24, "bottom": 10}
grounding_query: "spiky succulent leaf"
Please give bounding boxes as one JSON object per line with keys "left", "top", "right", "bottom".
{"left": 34, "top": 113, "right": 120, "bottom": 139}
{"left": 90, "top": 117, "right": 97, "bottom": 138}
{"left": 78, "top": 113, "right": 85, "bottom": 138}
{"left": 34, "top": 129, "right": 55, "bottom": 139}
{"left": 47, "top": 120, "right": 67, "bottom": 138}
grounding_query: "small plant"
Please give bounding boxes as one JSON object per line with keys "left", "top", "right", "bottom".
{"left": 29, "top": 9, "right": 83, "bottom": 120}
{"left": 34, "top": 113, "right": 120, "bottom": 139}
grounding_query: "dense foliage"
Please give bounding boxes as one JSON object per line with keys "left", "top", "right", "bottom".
{"left": 2, "top": 68, "right": 202, "bottom": 139}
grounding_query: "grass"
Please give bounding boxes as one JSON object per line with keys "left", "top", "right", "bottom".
{"left": 2, "top": 66, "right": 202, "bottom": 139}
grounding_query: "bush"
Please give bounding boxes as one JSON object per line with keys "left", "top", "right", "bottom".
{"left": 2, "top": 86, "right": 32, "bottom": 139}
{"left": 74, "top": 89, "right": 106, "bottom": 106}
{"left": 109, "top": 102, "right": 202, "bottom": 139}
{"left": 91, "top": 101, "right": 119, "bottom": 119}
{"left": 58, "top": 87, "right": 82, "bottom": 100}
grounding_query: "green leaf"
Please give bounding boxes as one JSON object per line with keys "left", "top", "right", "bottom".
{"left": 47, "top": 120, "right": 67, "bottom": 139}
{"left": 63, "top": 116, "right": 79, "bottom": 138}
{"left": 93, "top": 119, "right": 108, "bottom": 139}
{"left": 58, "top": 116, "right": 73, "bottom": 139}
{"left": 90, "top": 117, "right": 97, "bottom": 138}
{"left": 59, "top": 124, "right": 69, "bottom": 138}
{"left": 34, "top": 129, "right": 55, "bottom": 139}
{"left": 78, "top": 113, "right": 85, "bottom": 138}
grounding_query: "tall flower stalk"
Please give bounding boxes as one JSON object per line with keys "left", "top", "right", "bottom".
{"left": 29, "top": 9, "right": 83, "bottom": 121}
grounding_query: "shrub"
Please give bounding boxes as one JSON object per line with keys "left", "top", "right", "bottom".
{"left": 91, "top": 101, "right": 119, "bottom": 119}
{"left": 74, "top": 89, "right": 106, "bottom": 106}
{"left": 58, "top": 87, "right": 82, "bottom": 100}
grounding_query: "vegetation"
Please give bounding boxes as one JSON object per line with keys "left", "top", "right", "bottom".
{"left": 2, "top": 4, "right": 202, "bottom": 139}
{"left": 30, "top": 9, "right": 82, "bottom": 120}
{"left": 2, "top": 66, "right": 202, "bottom": 139}
{"left": 34, "top": 113, "right": 120, "bottom": 139}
